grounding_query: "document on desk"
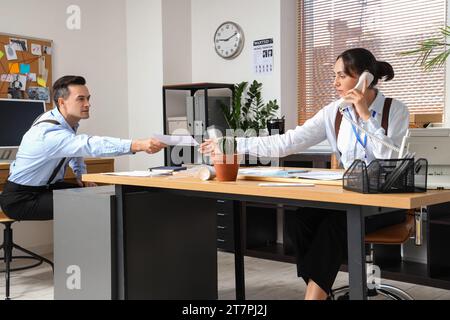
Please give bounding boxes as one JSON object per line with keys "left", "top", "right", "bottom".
{"left": 291, "top": 171, "right": 344, "bottom": 181}
{"left": 152, "top": 134, "right": 199, "bottom": 146}
{"left": 101, "top": 171, "right": 171, "bottom": 177}
{"left": 239, "top": 168, "right": 309, "bottom": 178}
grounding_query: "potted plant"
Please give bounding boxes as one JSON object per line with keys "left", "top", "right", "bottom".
{"left": 212, "top": 136, "right": 240, "bottom": 182}
{"left": 220, "top": 80, "right": 280, "bottom": 136}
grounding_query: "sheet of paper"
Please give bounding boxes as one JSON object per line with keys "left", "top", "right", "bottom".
{"left": 1, "top": 74, "right": 13, "bottom": 82}
{"left": 4, "top": 45, "right": 17, "bottom": 60}
{"left": 101, "top": 171, "right": 171, "bottom": 177}
{"left": 9, "top": 63, "right": 20, "bottom": 74}
{"left": 31, "top": 43, "right": 42, "bottom": 56}
{"left": 20, "top": 63, "right": 30, "bottom": 74}
{"left": 10, "top": 38, "right": 28, "bottom": 51}
{"left": 152, "top": 134, "right": 199, "bottom": 146}
{"left": 37, "top": 77, "right": 46, "bottom": 87}
{"left": 27, "top": 73, "right": 37, "bottom": 82}
{"left": 239, "top": 168, "right": 309, "bottom": 178}
{"left": 292, "top": 171, "right": 344, "bottom": 181}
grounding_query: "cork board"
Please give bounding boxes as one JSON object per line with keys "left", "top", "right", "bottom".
{"left": 0, "top": 32, "right": 53, "bottom": 110}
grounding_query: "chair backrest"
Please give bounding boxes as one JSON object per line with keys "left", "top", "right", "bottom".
{"left": 365, "top": 211, "right": 415, "bottom": 245}
{"left": 0, "top": 210, "right": 15, "bottom": 223}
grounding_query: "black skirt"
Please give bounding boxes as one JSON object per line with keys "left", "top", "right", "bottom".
{"left": 285, "top": 207, "right": 406, "bottom": 294}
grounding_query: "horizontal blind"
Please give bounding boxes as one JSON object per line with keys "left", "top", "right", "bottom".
{"left": 298, "top": 0, "right": 446, "bottom": 124}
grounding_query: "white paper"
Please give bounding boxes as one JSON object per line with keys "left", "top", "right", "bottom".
{"left": 253, "top": 38, "right": 274, "bottom": 75}
{"left": 1, "top": 74, "right": 13, "bottom": 82}
{"left": 152, "top": 134, "right": 199, "bottom": 146}
{"left": 31, "top": 43, "right": 42, "bottom": 56}
{"left": 9, "top": 38, "right": 27, "bottom": 51}
{"left": 292, "top": 171, "right": 344, "bottom": 181}
{"left": 4, "top": 44, "right": 17, "bottom": 60}
{"left": 101, "top": 171, "right": 171, "bottom": 177}
{"left": 27, "top": 73, "right": 37, "bottom": 82}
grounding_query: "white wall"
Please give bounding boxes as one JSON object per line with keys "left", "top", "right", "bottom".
{"left": 162, "top": 0, "right": 193, "bottom": 119}
{"left": 126, "top": 0, "right": 165, "bottom": 170}
{"left": 191, "top": 0, "right": 282, "bottom": 117}
{"left": 0, "top": 0, "right": 129, "bottom": 254}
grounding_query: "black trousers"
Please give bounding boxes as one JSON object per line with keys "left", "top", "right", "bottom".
{"left": 0, "top": 180, "right": 79, "bottom": 221}
{"left": 285, "top": 207, "right": 406, "bottom": 294}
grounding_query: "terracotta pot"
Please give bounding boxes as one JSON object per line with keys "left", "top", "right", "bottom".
{"left": 212, "top": 154, "right": 240, "bottom": 182}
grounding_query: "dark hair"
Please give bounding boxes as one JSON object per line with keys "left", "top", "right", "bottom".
{"left": 336, "top": 48, "right": 394, "bottom": 88}
{"left": 53, "top": 75, "right": 86, "bottom": 108}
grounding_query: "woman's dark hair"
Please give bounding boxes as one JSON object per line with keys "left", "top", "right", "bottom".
{"left": 53, "top": 75, "right": 86, "bottom": 108}
{"left": 336, "top": 48, "right": 394, "bottom": 88}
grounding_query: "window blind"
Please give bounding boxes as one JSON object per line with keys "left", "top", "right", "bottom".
{"left": 298, "top": 0, "right": 447, "bottom": 124}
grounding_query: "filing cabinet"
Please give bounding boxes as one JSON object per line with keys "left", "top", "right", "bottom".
{"left": 216, "top": 199, "right": 235, "bottom": 251}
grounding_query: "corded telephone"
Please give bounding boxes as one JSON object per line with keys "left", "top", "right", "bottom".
{"left": 336, "top": 71, "right": 400, "bottom": 153}
{"left": 337, "top": 71, "right": 416, "bottom": 191}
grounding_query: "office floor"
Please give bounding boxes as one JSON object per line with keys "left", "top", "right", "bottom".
{"left": 1, "top": 251, "right": 450, "bottom": 300}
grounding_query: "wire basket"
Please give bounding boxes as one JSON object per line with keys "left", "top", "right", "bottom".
{"left": 343, "top": 158, "right": 428, "bottom": 194}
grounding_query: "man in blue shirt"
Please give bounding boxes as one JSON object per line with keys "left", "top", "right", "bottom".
{"left": 0, "top": 75, "right": 166, "bottom": 221}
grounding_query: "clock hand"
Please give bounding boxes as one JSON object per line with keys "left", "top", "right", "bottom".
{"left": 218, "top": 32, "right": 238, "bottom": 42}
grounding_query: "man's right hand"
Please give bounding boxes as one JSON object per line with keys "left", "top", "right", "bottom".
{"left": 131, "top": 138, "right": 167, "bottom": 154}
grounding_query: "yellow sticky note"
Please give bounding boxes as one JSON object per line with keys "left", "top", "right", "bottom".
{"left": 9, "top": 63, "right": 20, "bottom": 74}
{"left": 0, "top": 50, "right": 4, "bottom": 59}
{"left": 37, "top": 77, "right": 47, "bottom": 87}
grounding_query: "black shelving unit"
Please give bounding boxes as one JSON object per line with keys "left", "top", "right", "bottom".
{"left": 162, "top": 83, "right": 234, "bottom": 166}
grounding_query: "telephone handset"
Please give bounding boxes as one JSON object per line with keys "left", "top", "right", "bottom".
{"left": 336, "top": 70, "right": 400, "bottom": 153}
{"left": 337, "top": 71, "right": 374, "bottom": 113}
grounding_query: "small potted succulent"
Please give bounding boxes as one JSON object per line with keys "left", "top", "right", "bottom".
{"left": 212, "top": 136, "right": 240, "bottom": 182}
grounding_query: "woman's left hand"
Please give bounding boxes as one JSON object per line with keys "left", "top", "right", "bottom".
{"left": 342, "top": 79, "right": 371, "bottom": 121}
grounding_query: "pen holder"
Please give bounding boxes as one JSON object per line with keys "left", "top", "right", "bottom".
{"left": 343, "top": 158, "right": 428, "bottom": 194}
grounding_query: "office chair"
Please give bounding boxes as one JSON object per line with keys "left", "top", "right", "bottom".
{"left": 330, "top": 210, "right": 419, "bottom": 300}
{"left": 0, "top": 210, "right": 54, "bottom": 300}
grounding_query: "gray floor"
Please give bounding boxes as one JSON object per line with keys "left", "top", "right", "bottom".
{"left": 1, "top": 251, "right": 450, "bottom": 300}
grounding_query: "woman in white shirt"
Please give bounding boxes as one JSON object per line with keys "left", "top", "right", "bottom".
{"left": 200, "top": 48, "right": 410, "bottom": 300}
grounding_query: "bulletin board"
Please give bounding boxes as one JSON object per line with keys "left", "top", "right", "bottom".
{"left": 0, "top": 32, "right": 53, "bottom": 110}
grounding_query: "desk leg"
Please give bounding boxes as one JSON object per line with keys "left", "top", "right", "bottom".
{"left": 234, "top": 203, "right": 245, "bottom": 300}
{"left": 346, "top": 206, "right": 367, "bottom": 300}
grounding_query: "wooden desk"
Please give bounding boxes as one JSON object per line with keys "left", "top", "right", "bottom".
{"left": 0, "top": 158, "right": 114, "bottom": 191}
{"left": 83, "top": 171, "right": 450, "bottom": 300}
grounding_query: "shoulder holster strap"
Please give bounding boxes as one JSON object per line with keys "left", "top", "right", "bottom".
{"left": 32, "top": 119, "right": 66, "bottom": 186}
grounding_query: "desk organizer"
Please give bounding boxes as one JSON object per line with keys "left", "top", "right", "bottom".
{"left": 343, "top": 158, "right": 428, "bottom": 194}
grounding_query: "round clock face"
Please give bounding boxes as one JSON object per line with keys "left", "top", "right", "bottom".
{"left": 214, "top": 21, "right": 244, "bottom": 59}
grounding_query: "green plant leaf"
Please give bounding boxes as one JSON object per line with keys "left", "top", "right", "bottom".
{"left": 400, "top": 26, "right": 450, "bottom": 71}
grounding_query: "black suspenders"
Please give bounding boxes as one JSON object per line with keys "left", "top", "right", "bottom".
{"left": 32, "top": 118, "right": 67, "bottom": 187}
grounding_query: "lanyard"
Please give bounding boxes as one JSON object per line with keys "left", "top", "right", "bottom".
{"left": 346, "top": 109, "right": 377, "bottom": 149}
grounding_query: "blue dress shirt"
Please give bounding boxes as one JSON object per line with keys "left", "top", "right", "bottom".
{"left": 8, "top": 108, "right": 132, "bottom": 186}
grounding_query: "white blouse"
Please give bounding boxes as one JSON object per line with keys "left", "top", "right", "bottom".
{"left": 236, "top": 91, "right": 410, "bottom": 169}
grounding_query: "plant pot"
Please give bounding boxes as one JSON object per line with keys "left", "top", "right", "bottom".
{"left": 212, "top": 154, "right": 240, "bottom": 182}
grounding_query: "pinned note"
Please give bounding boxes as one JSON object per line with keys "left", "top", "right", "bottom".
{"left": 0, "top": 50, "right": 4, "bottom": 59}
{"left": 1, "top": 74, "right": 13, "bottom": 82}
{"left": 4, "top": 44, "right": 17, "bottom": 60}
{"left": 20, "top": 64, "right": 31, "bottom": 74}
{"left": 27, "top": 73, "right": 37, "bottom": 82}
{"left": 37, "top": 77, "right": 46, "bottom": 87}
{"left": 31, "top": 43, "right": 42, "bottom": 56}
{"left": 9, "top": 63, "right": 20, "bottom": 74}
